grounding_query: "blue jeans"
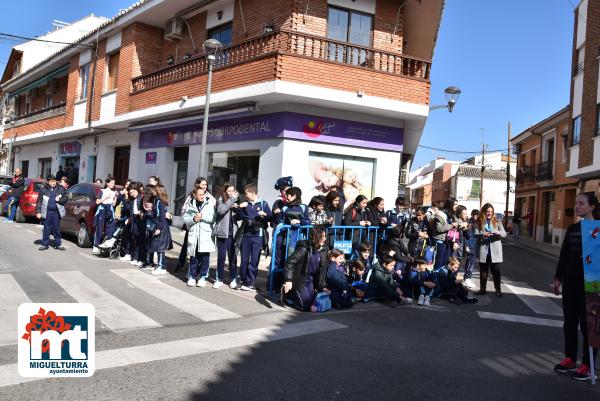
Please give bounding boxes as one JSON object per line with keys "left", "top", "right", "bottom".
{"left": 216, "top": 236, "right": 237, "bottom": 282}
{"left": 240, "top": 236, "right": 262, "bottom": 286}
{"left": 42, "top": 211, "right": 61, "bottom": 247}
{"left": 6, "top": 195, "right": 19, "bottom": 221}
{"left": 188, "top": 252, "right": 210, "bottom": 280}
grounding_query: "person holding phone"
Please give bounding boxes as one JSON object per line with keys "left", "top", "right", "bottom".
{"left": 474, "top": 203, "right": 506, "bottom": 297}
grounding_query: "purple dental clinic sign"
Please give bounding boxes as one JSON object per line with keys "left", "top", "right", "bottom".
{"left": 138, "top": 112, "right": 403, "bottom": 151}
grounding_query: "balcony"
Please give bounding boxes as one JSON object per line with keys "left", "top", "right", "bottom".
{"left": 131, "top": 30, "right": 431, "bottom": 93}
{"left": 535, "top": 160, "right": 553, "bottom": 182}
{"left": 516, "top": 166, "right": 535, "bottom": 185}
{"left": 12, "top": 102, "right": 66, "bottom": 128}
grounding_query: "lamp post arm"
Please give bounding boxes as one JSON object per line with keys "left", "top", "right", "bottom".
{"left": 429, "top": 104, "right": 449, "bottom": 111}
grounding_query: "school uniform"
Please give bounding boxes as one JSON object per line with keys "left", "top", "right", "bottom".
{"left": 386, "top": 207, "right": 412, "bottom": 227}
{"left": 273, "top": 202, "right": 310, "bottom": 253}
{"left": 343, "top": 206, "right": 369, "bottom": 248}
{"left": 129, "top": 196, "right": 145, "bottom": 263}
{"left": 406, "top": 218, "right": 431, "bottom": 258}
{"left": 431, "top": 209, "right": 454, "bottom": 268}
{"left": 407, "top": 266, "right": 434, "bottom": 298}
{"left": 283, "top": 240, "right": 328, "bottom": 311}
{"left": 325, "top": 262, "right": 354, "bottom": 309}
{"left": 433, "top": 266, "right": 471, "bottom": 302}
{"left": 94, "top": 188, "right": 117, "bottom": 247}
{"left": 114, "top": 193, "right": 131, "bottom": 250}
{"left": 371, "top": 261, "right": 402, "bottom": 302}
{"left": 35, "top": 184, "right": 67, "bottom": 248}
{"left": 236, "top": 198, "right": 272, "bottom": 287}
{"left": 271, "top": 197, "right": 288, "bottom": 275}
{"left": 462, "top": 218, "right": 478, "bottom": 281}
{"left": 213, "top": 196, "right": 238, "bottom": 283}
{"left": 325, "top": 205, "right": 344, "bottom": 247}
{"left": 147, "top": 199, "right": 172, "bottom": 269}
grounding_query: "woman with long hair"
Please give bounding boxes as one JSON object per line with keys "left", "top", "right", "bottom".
{"left": 177, "top": 177, "right": 215, "bottom": 271}
{"left": 213, "top": 183, "right": 239, "bottom": 289}
{"left": 282, "top": 226, "right": 329, "bottom": 311}
{"left": 552, "top": 192, "right": 598, "bottom": 381}
{"left": 474, "top": 203, "right": 506, "bottom": 297}
{"left": 94, "top": 176, "right": 117, "bottom": 254}
{"left": 343, "top": 195, "right": 371, "bottom": 250}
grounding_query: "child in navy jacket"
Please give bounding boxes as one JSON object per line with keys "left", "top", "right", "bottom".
{"left": 325, "top": 249, "right": 354, "bottom": 309}
{"left": 236, "top": 183, "right": 272, "bottom": 291}
{"left": 273, "top": 187, "right": 310, "bottom": 254}
{"left": 407, "top": 258, "right": 435, "bottom": 306}
{"left": 433, "top": 257, "right": 478, "bottom": 304}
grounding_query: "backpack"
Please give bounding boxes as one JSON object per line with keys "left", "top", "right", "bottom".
{"left": 312, "top": 292, "right": 332, "bottom": 313}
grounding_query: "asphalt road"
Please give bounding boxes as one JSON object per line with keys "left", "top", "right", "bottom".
{"left": 0, "top": 222, "right": 598, "bottom": 401}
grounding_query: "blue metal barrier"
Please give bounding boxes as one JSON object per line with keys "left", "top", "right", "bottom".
{"left": 268, "top": 224, "right": 391, "bottom": 293}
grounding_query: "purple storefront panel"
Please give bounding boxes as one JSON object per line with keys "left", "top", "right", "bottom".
{"left": 138, "top": 112, "right": 403, "bottom": 151}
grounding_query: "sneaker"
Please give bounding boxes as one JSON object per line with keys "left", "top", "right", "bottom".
{"left": 196, "top": 277, "right": 206, "bottom": 287}
{"left": 152, "top": 268, "right": 167, "bottom": 275}
{"left": 554, "top": 357, "right": 577, "bottom": 373}
{"left": 187, "top": 278, "right": 196, "bottom": 287}
{"left": 92, "top": 247, "right": 100, "bottom": 254}
{"left": 463, "top": 278, "right": 475, "bottom": 289}
{"left": 99, "top": 238, "right": 116, "bottom": 249}
{"left": 240, "top": 285, "right": 255, "bottom": 292}
{"left": 229, "top": 279, "right": 238, "bottom": 289}
{"left": 135, "top": 261, "right": 143, "bottom": 267}
{"left": 424, "top": 295, "right": 431, "bottom": 306}
{"left": 571, "top": 364, "right": 594, "bottom": 381}
{"left": 54, "top": 246, "right": 66, "bottom": 251}
{"left": 401, "top": 297, "right": 413, "bottom": 305}
{"left": 417, "top": 294, "right": 425, "bottom": 306}
{"left": 144, "top": 264, "right": 154, "bottom": 270}
{"left": 130, "top": 259, "right": 138, "bottom": 265}
{"left": 38, "top": 245, "right": 49, "bottom": 251}
{"left": 465, "top": 297, "right": 478, "bottom": 304}
{"left": 120, "top": 254, "right": 132, "bottom": 262}
{"left": 213, "top": 281, "right": 223, "bottom": 289}
{"left": 4, "top": 220, "right": 14, "bottom": 223}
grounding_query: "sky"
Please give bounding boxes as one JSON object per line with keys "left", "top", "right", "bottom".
{"left": 0, "top": 0, "right": 576, "bottom": 171}
{"left": 418, "top": 0, "right": 576, "bottom": 170}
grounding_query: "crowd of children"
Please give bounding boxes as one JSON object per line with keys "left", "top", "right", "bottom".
{"left": 37, "top": 172, "right": 505, "bottom": 311}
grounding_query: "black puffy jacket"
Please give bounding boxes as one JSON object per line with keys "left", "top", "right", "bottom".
{"left": 284, "top": 240, "right": 328, "bottom": 291}
{"left": 555, "top": 222, "right": 584, "bottom": 289}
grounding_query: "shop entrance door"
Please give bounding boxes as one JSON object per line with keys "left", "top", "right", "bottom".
{"left": 113, "top": 146, "right": 130, "bottom": 184}
{"left": 172, "top": 147, "right": 189, "bottom": 216}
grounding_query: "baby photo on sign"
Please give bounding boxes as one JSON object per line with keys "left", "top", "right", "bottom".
{"left": 307, "top": 154, "right": 373, "bottom": 209}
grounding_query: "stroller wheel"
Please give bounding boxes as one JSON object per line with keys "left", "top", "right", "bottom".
{"left": 109, "top": 248, "right": 119, "bottom": 260}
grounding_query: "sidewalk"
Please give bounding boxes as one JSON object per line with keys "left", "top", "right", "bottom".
{"left": 503, "top": 235, "right": 561, "bottom": 260}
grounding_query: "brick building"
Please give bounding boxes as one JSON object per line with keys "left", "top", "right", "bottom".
{"left": 512, "top": 107, "right": 579, "bottom": 245}
{"left": 0, "top": 0, "right": 444, "bottom": 215}
{"left": 565, "top": 0, "right": 600, "bottom": 193}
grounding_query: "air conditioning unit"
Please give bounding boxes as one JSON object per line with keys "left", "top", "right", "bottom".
{"left": 164, "top": 18, "right": 184, "bottom": 41}
{"left": 46, "top": 79, "right": 58, "bottom": 95}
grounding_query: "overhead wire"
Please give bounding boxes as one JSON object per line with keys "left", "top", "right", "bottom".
{"left": 417, "top": 144, "right": 510, "bottom": 154}
{"left": 0, "top": 32, "right": 93, "bottom": 48}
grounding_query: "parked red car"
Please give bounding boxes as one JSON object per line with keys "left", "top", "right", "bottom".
{"left": 60, "top": 183, "right": 103, "bottom": 248}
{"left": 0, "top": 178, "right": 44, "bottom": 222}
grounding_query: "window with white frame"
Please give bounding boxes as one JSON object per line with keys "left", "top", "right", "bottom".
{"left": 572, "top": 116, "right": 581, "bottom": 146}
{"left": 105, "top": 52, "right": 120, "bottom": 92}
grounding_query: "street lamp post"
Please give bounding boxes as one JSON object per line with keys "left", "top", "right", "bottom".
{"left": 199, "top": 38, "right": 222, "bottom": 178}
{"left": 429, "top": 86, "right": 462, "bottom": 112}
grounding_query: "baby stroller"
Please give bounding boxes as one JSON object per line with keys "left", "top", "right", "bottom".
{"left": 99, "top": 216, "right": 129, "bottom": 259}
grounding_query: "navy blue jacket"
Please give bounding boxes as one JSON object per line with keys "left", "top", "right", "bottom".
{"left": 326, "top": 262, "right": 350, "bottom": 298}
{"left": 433, "top": 266, "right": 457, "bottom": 293}
{"left": 236, "top": 199, "right": 272, "bottom": 236}
{"left": 407, "top": 267, "right": 432, "bottom": 287}
{"left": 274, "top": 203, "right": 310, "bottom": 227}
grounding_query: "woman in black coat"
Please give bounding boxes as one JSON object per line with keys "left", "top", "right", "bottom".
{"left": 282, "top": 226, "right": 329, "bottom": 311}
{"left": 552, "top": 192, "right": 598, "bottom": 381}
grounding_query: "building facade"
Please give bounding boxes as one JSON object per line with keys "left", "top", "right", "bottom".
{"left": 512, "top": 107, "right": 578, "bottom": 245}
{"left": 565, "top": 0, "right": 600, "bottom": 193}
{"left": 0, "top": 0, "right": 445, "bottom": 216}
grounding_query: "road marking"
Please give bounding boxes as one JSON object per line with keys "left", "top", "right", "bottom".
{"left": 477, "top": 311, "right": 562, "bottom": 327}
{"left": 0, "top": 274, "right": 31, "bottom": 346}
{"left": 25, "top": 229, "right": 36, "bottom": 235}
{"left": 47, "top": 271, "right": 161, "bottom": 332}
{"left": 502, "top": 280, "right": 563, "bottom": 316}
{"left": 0, "top": 319, "right": 347, "bottom": 388}
{"left": 111, "top": 269, "right": 241, "bottom": 322}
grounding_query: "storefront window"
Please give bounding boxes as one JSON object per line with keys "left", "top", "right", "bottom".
{"left": 208, "top": 151, "right": 260, "bottom": 195}
{"left": 307, "top": 152, "right": 374, "bottom": 209}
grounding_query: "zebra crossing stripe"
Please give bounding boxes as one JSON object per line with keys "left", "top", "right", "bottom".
{"left": 110, "top": 269, "right": 241, "bottom": 322}
{"left": 0, "top": 319, "right": 348, "bottom": 388}
{"left": 47, "top": 271, "right": 162, "bottom": 332}
{"left": 0, "top": 274, "right": 31, "bottom": 346}
{"left": 477, "top": 311, "right": 563, "bottom": 327}
{"left": 502, "top": 280, "right": 563, "bottom": 317}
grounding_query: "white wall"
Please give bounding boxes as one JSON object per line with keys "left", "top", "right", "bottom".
{"left": 573, "top": 73, "right": 584, "bottom": 117}
{"left": 100, "top": 92, "right": 116, "bottom": 121}
{"left": 454, "top": 176, "right": 515, "bottom": 214}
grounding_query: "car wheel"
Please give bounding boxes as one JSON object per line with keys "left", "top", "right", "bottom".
{"left": 77, "top": 222, "right": 92, "bottom": 248}
{"left": 15, "top": 207, "right": 25, "bottom": 223}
